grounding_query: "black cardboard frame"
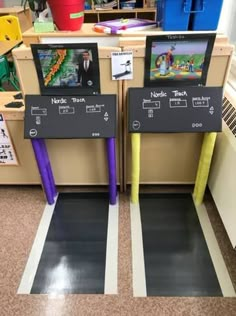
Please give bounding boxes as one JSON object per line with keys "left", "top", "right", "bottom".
{"left": 31, "top": 43, "right": 101, "bottom": 96}
{"left": 144, "top": 33, "right": 216, "bottom": 87}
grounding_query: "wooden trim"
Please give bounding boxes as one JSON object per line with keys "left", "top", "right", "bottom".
{"left": 0, "top": 7, "right": 32, "bottom": 32}
{"left": 98, "top": 46, "right": 120, "bottom": 58}
{"left": 222, "top": 49, "right": 234, "bottom": 93}
{"left": 23, "top": 36, "right": 40, "bottom": 46}
{"left": 0, "top": 92, "right": 24, "bottom": 121}
{"left": 213, "top": 44, "right": 234, "bottom": 56}
{"left": 122, "top": 43, "right": 234, "bottom": 57}
{"left": 13, "top": 45, "right": 121, "bottom": 59}
{"left": 120, "top": 35, "right": 230, "bottom": 48}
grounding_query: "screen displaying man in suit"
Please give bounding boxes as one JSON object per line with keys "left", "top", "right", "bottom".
{"left": 78, "top": 50, "right": 94, "bottom": 87}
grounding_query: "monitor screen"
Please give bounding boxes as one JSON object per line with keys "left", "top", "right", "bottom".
{"left": 144, "top": 33, "right": 216, "bottom": 87}
{"left": 31, "top": 43, "right": 101, "bottom": 96}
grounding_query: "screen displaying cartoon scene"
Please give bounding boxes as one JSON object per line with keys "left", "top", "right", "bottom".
{"left": 31, "top": 43, "right": 100, "bottom": 96}
{"left": 144, "top": 33, "right": 216, "bottom": 87}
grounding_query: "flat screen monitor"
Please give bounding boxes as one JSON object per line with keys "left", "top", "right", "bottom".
{"left": 144, "top": 33, "right": 216, "bottom": 87}
{"left": 31, "top": 43, "right": 101, "bottom": 96}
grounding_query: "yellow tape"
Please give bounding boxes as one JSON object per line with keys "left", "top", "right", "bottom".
{"left": 193, "top": 132, "right": 217, "bottom": 205}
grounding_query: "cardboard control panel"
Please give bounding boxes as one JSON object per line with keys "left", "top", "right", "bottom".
{"left": 128, "top": 86, "right": 222, "bottom": 133}
{"left": 24, "top": 95, "right": 116, "bottom": 139}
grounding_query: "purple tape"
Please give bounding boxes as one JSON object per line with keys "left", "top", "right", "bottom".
{"left": 106, "top": 137, "right": 117, "bottom": 205}
{"left": 31, "top": 137, "right": 116, "bottom": 205}
{"left": 38, "top": 139, "right": 57, "bottom": 198}
{"left": 31, "top": 139, "right": 55, "bottom": 205}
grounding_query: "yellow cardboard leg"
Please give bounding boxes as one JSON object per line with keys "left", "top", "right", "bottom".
{"left": 193, "top": 132, "right": 217, "bottom": 205}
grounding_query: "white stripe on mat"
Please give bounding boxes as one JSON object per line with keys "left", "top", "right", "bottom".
{"left": 17, "top": 196, "right": 58, "bottom": 294}
{"left": 104, "top": 195, "right": 119, "bottom": 294}
{"left": 130, "top": 201, "right": 147, "bottom": 297}
{"left": 194, "top": 199, "right": 236, "bottom": 297}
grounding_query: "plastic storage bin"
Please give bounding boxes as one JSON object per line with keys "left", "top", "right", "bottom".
{"left": 191, "top": 0, "right": 224, "bottom": 30}
{"left": 160, "top": 0, "right": 223, "bottom": 31}
{"left": 162, "top": 0, "right": 193, "bottom": 31}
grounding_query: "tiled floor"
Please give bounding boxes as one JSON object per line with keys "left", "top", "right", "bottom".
{"left": 0, "top": 185, "right": 236, "bottom": 316}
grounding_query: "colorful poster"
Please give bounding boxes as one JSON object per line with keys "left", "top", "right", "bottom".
{"left": 144, "top": 33, "right": 216, "bottom": 87}
{"left": 0, "top": 114, "right": 18, "bottom": 165}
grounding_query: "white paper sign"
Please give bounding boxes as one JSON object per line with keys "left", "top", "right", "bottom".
{"left": 0, "top": 114, "right": 18, "bottom": 165}
{"left": 111, "top": 51, "right": 133, "bottom": 80}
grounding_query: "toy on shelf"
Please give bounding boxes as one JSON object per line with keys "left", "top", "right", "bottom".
{"left": 93, "top": 18, "right": 156, "bottom": 34}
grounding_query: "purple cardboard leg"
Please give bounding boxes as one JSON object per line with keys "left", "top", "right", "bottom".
{"left": 106, "top": 137, "right": 117, "bottom": 205}
{"left": 31, "top": 139, "right": 54, "bottom": 205}
{"left": 39, "top": 139, "right": 57, "bottom": 198}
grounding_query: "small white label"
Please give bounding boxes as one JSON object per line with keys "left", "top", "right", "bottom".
{"left": 111, "top": 51, "right": 133, "bottom": 80}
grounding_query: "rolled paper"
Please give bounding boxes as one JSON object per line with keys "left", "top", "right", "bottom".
{"left": 31, "top": 139, "right": 55, "bottom": 205}
{"left": 131, "top": 133, "right": 141, "bottom": 204}
{"left": 193, "top": 132, "right": 217, "bottom": 206}
{"left": 38, "top": 139, "right": 57, "bottom": 198}
{"left": 106, "top": 137, "right": 117, "bottom": 205}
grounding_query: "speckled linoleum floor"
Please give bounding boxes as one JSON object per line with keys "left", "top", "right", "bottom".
{"left": 0, "top": 185, "right": 236, "bottom": 316}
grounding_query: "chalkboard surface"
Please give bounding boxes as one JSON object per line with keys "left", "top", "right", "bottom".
{"left": 128, "top": 87, "right": 222, "bottom": 133}
{"left": 24, "top": 95, "right": 116, "bottom": 139}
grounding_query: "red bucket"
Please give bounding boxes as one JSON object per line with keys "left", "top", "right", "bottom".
{"left": 47, "top": 0, "right": 85, "bottom": 31}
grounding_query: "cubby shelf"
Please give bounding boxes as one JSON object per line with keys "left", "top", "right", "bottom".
{"left": 84, "top": 1, "right": 157, "bottom": 23}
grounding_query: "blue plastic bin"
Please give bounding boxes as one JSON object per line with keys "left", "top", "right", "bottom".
{"left": 162, "top": 0, "right": 193, "bottom": 31}
{"left": 156, "top": 0, "right": 164, "bottom": 27}
{"left": 191, "top": 0, "right": 224, "bottom": 30}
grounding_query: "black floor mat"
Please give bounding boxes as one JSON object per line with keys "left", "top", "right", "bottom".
{"left": 31, "top": 192, "right": 109, "bottom": 294}
{"left": 140, "top": 193, "right": 222, "bottom": 297}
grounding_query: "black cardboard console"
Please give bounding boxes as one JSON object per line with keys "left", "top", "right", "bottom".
{"left": 128, "top": 86, "right": 222, "bottom": 133}
{"left": 24, "top": 95, "right": 116, "bottom": 139}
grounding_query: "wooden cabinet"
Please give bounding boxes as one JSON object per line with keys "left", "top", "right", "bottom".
{"left": 84, "top": 0, "right": 157, "bottom": 23}
{"left": 0, "top": 6, "right": 32, "bottom": 32}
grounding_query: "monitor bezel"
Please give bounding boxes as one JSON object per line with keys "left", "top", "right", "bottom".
{"left": 31, "top": 43, "right": 101, "bottom": 96}
{"left": 144, "top": 33, "right": 216, "bottom": 87}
